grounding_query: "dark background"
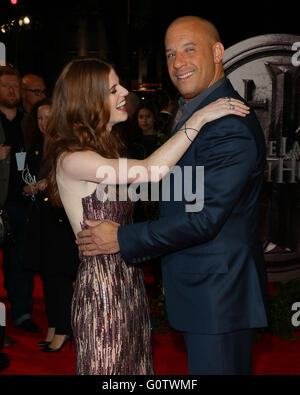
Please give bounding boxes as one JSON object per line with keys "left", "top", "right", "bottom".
{"left": 0, "top": 0, "right": 299, "bottom": 93}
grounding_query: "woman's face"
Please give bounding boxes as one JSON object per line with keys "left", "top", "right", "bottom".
{"left": 107, "top": 69, "right": 129, "bottom": 130}
{"left": 138, "top": 108, "right": 155, "bottom": 133}
{"left": 37, "top": 104, "right": 51, "bottom": 134}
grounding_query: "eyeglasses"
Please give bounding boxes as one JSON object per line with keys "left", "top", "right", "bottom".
{"left": 22, "top": 88, "right": 47, "bottom": 96}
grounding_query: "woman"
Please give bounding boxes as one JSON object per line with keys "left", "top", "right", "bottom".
{"left": 131, "top": 102, "right": 164, "bottom": 295}
{"left": 134, "top": 102, "right": 160, "bottom": 158}
{"left": 23, "top": 98, "right": 51, "bottom": 197}
{"left": 22, "top": 98, "right": 79, "bottom": 353}
{"left": 43, "top": 57, "right": 249, "bottom": 375}
{"left": 130, "top": 101, "right": 172, "bottom": 158}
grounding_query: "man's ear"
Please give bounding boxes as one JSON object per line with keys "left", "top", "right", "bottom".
{"left": 213, "top": 42, "right": 224, "bottom": 64}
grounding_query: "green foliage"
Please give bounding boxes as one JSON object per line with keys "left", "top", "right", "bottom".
{"left": 157, "top": 130, "right": 169, "bottom": 147}
{"left": 150, "top": 279, "right": 300, "bottom": 339}
{"left": 150, "top": 282, "right": 172, "bottom": 335}
{"left": 264, "top": 279, "right": 300, "bottom": 340}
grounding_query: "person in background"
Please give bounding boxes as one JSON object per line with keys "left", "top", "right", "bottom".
{"left": 22, "top": 98, "right": 79, "bottom": 352}
{"left": 132, "top": 102, "right": 160, "bottom": 158}
{"left": 131, "top": 101, "right": 163, "bottom": 300}
{"left": 153, "top": 89, "right": 178, "bottom": 137}
{"left": 21, "top": 74, "right": 47, "bottom": 114}
{"left": 112, "top": 91, "right": 140, "bottom": 157}
{"left": 21, "top": 74, "right": 47, "bottom": 149}
{"left": 126, "top": 92, "right": 140, "bottom": 122}
{"left": 0, "top": 65, "right": 41, "bottom": 334}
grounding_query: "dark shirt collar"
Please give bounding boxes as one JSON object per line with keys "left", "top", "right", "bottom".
{"left": 178, "top": 77, "right": 227, "bottom": 122}
{"left": 0, "top": 107, "right": 24, "bottom": 123}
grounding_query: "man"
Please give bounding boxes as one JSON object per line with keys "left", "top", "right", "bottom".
{"left": 77, "top": 16, "right": 268, "bottom": 374}
{"left": 21, "top": 74, "right": 46, "bottom": 114}
{"left": 154, "top": 89, "right": 177, "bottom": 136}
{"left": 21, "top": 74, "right": 47, "bottom": 149}
{"left": 0, "top": 66, "right": 40, "bottom": 333}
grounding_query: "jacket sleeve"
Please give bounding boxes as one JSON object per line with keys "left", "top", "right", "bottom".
{"left": 118, "top": 117, "right": 259, "bottom": 263}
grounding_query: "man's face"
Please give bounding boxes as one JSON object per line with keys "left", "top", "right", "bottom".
{"left": 0, "top": 75, "right": 21, "bottom": 108}
{"left": 165, "top": 21, "right": 216, "bottom": 102}
{"left": 21, "top": 77, "right": 46, "bottom": 109}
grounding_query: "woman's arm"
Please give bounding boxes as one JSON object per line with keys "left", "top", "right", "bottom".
{"left": 60, "top": 98, "right": 249, "bottom": 184}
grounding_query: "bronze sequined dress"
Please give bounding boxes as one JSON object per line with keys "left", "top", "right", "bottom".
{"left": 71, "top": 185, "right": 153, "bottom": 375}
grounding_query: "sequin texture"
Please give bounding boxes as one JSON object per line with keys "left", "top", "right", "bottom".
{"left": 72, "top": 185, "right": 153, "bottom": 375}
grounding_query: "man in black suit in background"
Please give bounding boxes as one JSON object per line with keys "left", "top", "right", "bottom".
{"left": 0, "top": 66, "right": 41, "bottom": 333}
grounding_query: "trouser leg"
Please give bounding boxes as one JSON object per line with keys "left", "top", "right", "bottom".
{"left": 183, "top": 328, "right": 256, "bottom": 375}
{"left": 42, "top": 274, "right": 73, "bottom": 335}
{"left": 3, "top": 205, "right": 34, "bottom": 325}
{"left": 42, "top": 274, "right": 56, "bottom": 328}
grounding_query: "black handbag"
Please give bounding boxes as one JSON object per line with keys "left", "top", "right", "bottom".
{"left": 0, "top": 208, "right": 12, "bottom": 248}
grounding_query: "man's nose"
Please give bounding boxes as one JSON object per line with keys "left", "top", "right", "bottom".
{"left": 173, "top": 53, "right": 187, "bottom": 69}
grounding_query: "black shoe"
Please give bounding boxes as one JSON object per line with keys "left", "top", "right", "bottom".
{"left": 40, "top": 336, "right": 73, "bottom": 353}
{"left": 37, "top": 340, "right": 51, "bottom": 347}
{"left": 15, "top": 319, "right": 41, "bottom": 333}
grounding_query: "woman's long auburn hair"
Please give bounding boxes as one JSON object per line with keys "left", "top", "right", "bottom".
{"left": 43, "top": 57, "right": 126, "bottom": 206}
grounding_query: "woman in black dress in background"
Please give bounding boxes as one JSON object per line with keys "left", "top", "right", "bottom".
{"left": 22, "top": 98, "right": 79, "bottom": 352}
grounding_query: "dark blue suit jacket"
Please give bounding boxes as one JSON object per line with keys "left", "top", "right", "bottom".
{"left": 118, "top": 79, "right": 269, "bottom": 334}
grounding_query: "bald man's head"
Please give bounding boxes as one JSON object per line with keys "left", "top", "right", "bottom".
{"left": 167, "top": 16, "right": 221, "bottom": 44}
{"left": 165, "top": 16, "right": 224, "bottom": 101}
{"left": 21, "top": 74, "right": 47, "bottom": 112}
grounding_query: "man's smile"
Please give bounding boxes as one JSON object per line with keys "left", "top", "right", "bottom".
{"left": 175, "top": 71, "right": 194, "bottom": 82}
